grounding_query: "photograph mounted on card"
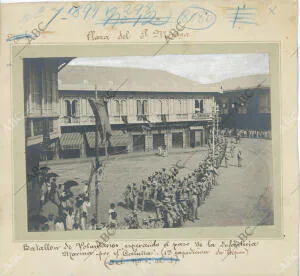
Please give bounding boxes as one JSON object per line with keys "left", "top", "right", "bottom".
{"left": 12, "top": 43, "right": 281, "bottom": 241}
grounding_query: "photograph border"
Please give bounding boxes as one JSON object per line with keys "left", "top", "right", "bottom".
{"left": 12, "top": 42, "right": 281, "bottom": 241}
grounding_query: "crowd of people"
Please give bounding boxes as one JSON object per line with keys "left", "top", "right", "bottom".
{"left": 118, "top": 134, "right": 240, "bottom": 229}
{"left": 29, "top": 169, "right": 97, "bottom": 232}
{"left": 30, "top": 131, "right": 246, "bottom": 232}
{"left": 220, "top": 128, "right": 271, "bottom": 139}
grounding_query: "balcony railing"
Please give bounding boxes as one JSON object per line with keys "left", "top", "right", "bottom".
{"left": 156, "top": 114, "right": 169, "bottom": 122}
{"left": 176, "top": 114, "right": 188, "bottom": 119}
{"left": 192, "top": 113, "right": 212, "bottom": 119}
{"left": 60, "top": 113, "right": 213, "bottom": 126}
{"left": 137, "top": 114, "right": 149, "bottom": 121}
{"left": 111, "top": 115, "right": 128, "bottom": 124}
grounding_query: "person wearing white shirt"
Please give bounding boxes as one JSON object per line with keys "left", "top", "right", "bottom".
{"left": 55, "top": 218, "right": 65, "bottom": 231}
{"left": 81, "top": 198, "right": 91, "bottom": 230}
{"left": 66, "top": 209, "right": 75, "bottom": 231}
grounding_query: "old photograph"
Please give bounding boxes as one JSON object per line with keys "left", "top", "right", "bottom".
{"left": 24, "top": 54, "right": 273, "bottom": 232}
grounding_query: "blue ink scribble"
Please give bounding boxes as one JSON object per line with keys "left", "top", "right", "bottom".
{"left": 97, "top": 5, "right": 171, "bottom": 27}
{"left": 177, "top": 6, "right": 216, "bottom": 30}
{"left": 6, "top": 34, "right": 33, "bottom": 42}
{"left": 225, "top": 4, "right": 257, "bottom": 28}
{"left": 107, "top": 257, "right": 180, "bottom": 265}
{"left": 44, "top": 7, "right": 64, "bottom": 29}
{"left": 6, "top": 7, "right": 64, "bottom": 42}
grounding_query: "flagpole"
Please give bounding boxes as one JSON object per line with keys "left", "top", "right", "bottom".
{"left": 94, "top": 84, "right": 100, "bottom": 226}
{"left": 105, "top": 141, "right": 108, "bottom": 159}
{"left": 104, "top": 96, "right": 108, "bottom": 160}
{"left": 88, "top": 89, "right": 112, "bottom": 228}
{"left": 212, "top": 96, "right": 215, "bottom": 166}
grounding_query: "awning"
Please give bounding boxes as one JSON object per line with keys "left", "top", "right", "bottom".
{"left": 60, "top": 133, "right": 82, "bottom": 150}
{"left": 85, "top": 130, "right": 130, "bottom": 148}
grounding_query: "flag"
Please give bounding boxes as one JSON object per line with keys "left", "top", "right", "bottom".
{"left": 88, "top": 161, "right": 96, "bottom": 186}
{"left": 88, "top": 98, "right": 112, "bottom": 146}
{"left": 142, "top": 115, "right": 150, "bottom": 123}
{"left": 121, "top": 115, "right": 128, "bottom": 124}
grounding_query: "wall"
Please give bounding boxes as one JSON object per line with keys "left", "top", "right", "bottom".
{"left": 59, "top": 91, "right": 217, "bottom": 125}
{"left": 216, "top": 88, "right": 271, "bottom": 130}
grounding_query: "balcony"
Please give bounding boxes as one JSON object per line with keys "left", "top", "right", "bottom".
{"left": 156, "top": 114, "right": 169, "bottom": 122}
{"left": 137, "top": 115, "right": 149, "bottom": 121}
{"left": 111, "top": 115, "right": 128, "bottom": 124}
{"left": 176, "top": 114, "right": 188, "bottom": 120}
{"left": 60, "top": 116, "right": 95, "bottom": 125}
{"left": 192, "top": 113, "right": 212, "bottom": 120}
{"left": 59, "top": 112, "right": 213, "bottom": 127}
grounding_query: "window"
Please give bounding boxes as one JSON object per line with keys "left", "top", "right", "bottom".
{"left": 259, "top": 94, "right": 271, "bottom": 114}
{"left": 175, "top": 100, "right": 183, "bottom": 114}
{"left": 159, "top": 100, "right": 163, "bottom": 114}
{"left": 137, "top": 100, "right": 148, "bottom": 120}
{"left": 45, "top": 71, "right": 53, "bottom": 109}
{"left": 65, "top": 100, "right": 71, "bottom": 117}
{"left": 25, "top": 120, "right": 31, "bottom": 137}
{"left": 175, "top": 100, "right": 188, "bottom": 119}
{"left": 48, "top": 119, "right": 54, "bottom": 133}
{"left": 238, "top": 102, "right": 248, "bottom": 114}
{"left": 137, "top": 100, "right": 142, "bottom": 115}
{"left": 72, "top": 100, "right": 78, "bottom": 117}
{"left": 195, "top": 99, "right": 203, "bottom": 113}
{"left": 115, "top": 100, "right": 120, "bottom": 115}
{"left": 33, "top": 119, "right": 43, "bottom": 136}
{"left": 136, "top": 100, "right": 148, "bottom": 115}
{"left": 199, "top": 100, "right": 204, "bottom": 113}
{"left": 162, "top": 100, "right": 169, "bottom": 114}
{"left": 142, "top": 100, "right": 148, "bottom": 114}
{"left": 220, "top": 98, "right": 229, "bottom": 114}
{"left": 120, "top": 100, "right": 127, "bottom": 115}
{"left": 113, "top": 100, "right": 127, "bottom": 116}
{"left": 31, "top": 64, "right": 42, "bottom": 112}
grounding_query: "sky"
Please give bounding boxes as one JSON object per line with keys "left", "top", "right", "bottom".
{"left": 68, "top": 54, "right": 270, "bottom": 84}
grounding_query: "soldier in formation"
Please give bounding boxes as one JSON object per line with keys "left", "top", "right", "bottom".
{"left": 220, "top": 128, "right": 271, "bottom": 139}
{"left": 122, "top": 134, "right": 228, "bottom": 229}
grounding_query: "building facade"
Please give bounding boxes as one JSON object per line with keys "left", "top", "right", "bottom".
{"left": 24, "top": 58, "right": 73, "bottom": 216}
{"left": 216, "top": 75, "right": 271, "bottom": 130}
{"left": 58, "top": 90, "right": 218, "bottom": 158}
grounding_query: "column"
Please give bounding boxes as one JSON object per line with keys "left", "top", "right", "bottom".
{"left": 204, "top": 126, "right": 208, "bottom": 144}
{"left": 52, "top": 70, "right": 57, "bottom": 113}
{"left": 30, "top": 120, "right": 34, "bottom": 137}
{"left": 182, "top": 129, "right": 186, "bottom": 148}
{"left": 166, "top": 131, "right": 172, "bottom": 150}
{"left": 41, "top": 67, "right": 45, "bottom": 116}
{"left": 53, "top": 139, "right": 60, "bottom": 160}
{"left": 80, "top": 133, "right": 87, "bottom": 158}
{"left": 184, "top": 129, "right": 190, "bottom": 148}
{"left": 145, "top": 133, "right": 153, "bottom": 152}
{"left": 127, "top": 133, "right": 133, "bottom": 153}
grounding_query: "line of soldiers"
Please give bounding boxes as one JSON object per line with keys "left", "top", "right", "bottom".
{"left": 221, "top": 128, "right": 271, "bottom": 140}
{"left": 123, "top": 136, "right": 228, "bottom": 229}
